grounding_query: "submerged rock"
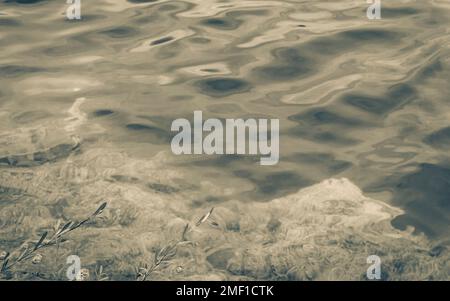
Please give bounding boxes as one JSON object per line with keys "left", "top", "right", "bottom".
{"left": 194, "top": 178, "right": 446, "bottom": 280}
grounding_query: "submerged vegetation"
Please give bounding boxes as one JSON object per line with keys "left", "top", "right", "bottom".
{"left": 0, "top": 202, "right": 107, "bottom": 280}
{"left": 136, "top": 208, "right": 216, "bottom": 281}
{"left": 0, "top": 176, "right": 449, "bottom": 281}
{"left": 0, "top": 162, "right": 449, "bottom": 282}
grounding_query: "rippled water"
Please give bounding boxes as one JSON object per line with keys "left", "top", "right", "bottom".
{"left": 1, "top": 0, "right": 450, "bottom": 280}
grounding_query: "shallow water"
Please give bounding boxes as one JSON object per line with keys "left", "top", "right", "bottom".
{"left": 1, "top": 0, "right": 450, "bottom": 280}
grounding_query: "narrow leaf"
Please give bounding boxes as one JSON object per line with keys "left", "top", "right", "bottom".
{"left": 54, "top": 219, "right": 61, "bottom": 234}
{"left": 181, "top": 223, "right": 189, "bottom": 240}
{"left": 70, "top": 220, "right": 85, "bottom": 230}
{"left": 1, "top": 259, "right": 9, "bottom": 272}
{"left": 17, "top": 247, "right": 29, "bottom": 261}
{"left": 58, "top": 221, "right": 73, "bottom": 236}
{"left": 196, "top": 207, "right": 214, "bottom": 226}
{"left": 92, "top": 202, "right": 107, "bottom": 217}
{"left": 34, "top": 231, "right": 48, "bottom": 250}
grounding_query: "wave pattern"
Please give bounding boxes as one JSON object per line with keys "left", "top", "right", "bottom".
{"left": 0, "top": 0, "right": 450, "bottom": 280}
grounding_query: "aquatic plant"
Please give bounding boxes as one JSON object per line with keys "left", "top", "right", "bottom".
{"left": 136, "top": 207, "right": 215, "bottom": 281}
{"left": 136, "top": 240, "right": 180, "bottom": 281}
{"left": 94, "top": 265, "right": 109, "bottom": 281}
{"left": 0, "top": 202, "right": 107, "bottom": 279}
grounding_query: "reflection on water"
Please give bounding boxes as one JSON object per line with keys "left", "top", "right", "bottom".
{"left": 1, "top": 0, "right": 450, "bottom": 280}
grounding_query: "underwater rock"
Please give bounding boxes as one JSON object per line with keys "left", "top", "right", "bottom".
{"left": 211, "top": 178, "right": 447, "bottom": 280}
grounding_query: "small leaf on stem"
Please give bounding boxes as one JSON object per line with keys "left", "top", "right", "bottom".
{"left": 34, "top": 232, "right": 48, "bottom": 251}
{"left": 93, "top": 202, "right": 107, "bottom": 217}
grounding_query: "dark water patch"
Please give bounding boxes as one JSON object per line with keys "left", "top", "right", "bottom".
{"left": 252, "top": 47, "right": 315, "bottom": 81}
{"left": 416, "top": 59, "right": 443, "bottom": 81}
{"left": 189, "top": 37, "right": 211, "bottom": 44}
{"left": 267, "top": 216, "right": 282, "bottom": 233}
{"left": 288, "top": 127, "right": 361, "bottom": 146}
{"left": 151, "top": 36, "right": 173, "bottom": 46}
{"left": 381, "top": 7, "right": 420, "bottom": 18}
{"left": 312, "top": 132, "right": 360, "bottom": 145}
{"left": 201, "top": 17, "right": 242, "bottom": 30}
{"left": 254, "top": 65, "right": 310, "bottom": 81}
{"left": 201, "top": 68, "right": 220, "bottom": 73}
{"left": 424, "top": 127, "right": 450, "bottom": 149}
{"left": 0, "top": 65, "right": 43, "bottom": 78}
{"left": 273, "top": 47, "right": 311, "bottom": 66}
{"left": 158, "top": 4, "right": 178, "bottom": 11}
{"left": 134, "top": 14, "right": 160, "bottom": 25}
{"left": 100, "top": 26, "right": 138, "bottom": 38}
{"left": 191, "top": 195, "right": 228, "bottom": 207}
{"left": 135, "top": 114, "right": 175, "bottom": 130}
{"left": 93, "top": 109, "right": 114, "bottom": 117}
{"left": 126, "top": 123, "right": 159, "bottom": 130}
{"left": 339, "top": 29, "right": 400, "bottom": 42}
{"left": 0, "top": 143, "right": 79, "bottom": 167}
{"left": 343, "top": 84, "right": 416, "bottom": 116}
{"left": 196, "top": 78, "right": 251, "bottom": 97}
{"left": 387, "top": 83, "right": 416, "bottom": 101}
{"left": 302, "top": 29, "right": 401, "bottom": 57}
{"left": 32, "top": 143, "right": 79, "bottom": 165}
{"left": 286, "top": 152, "right": 352, "bottom": 174}
{"left": 429, "top": 245, "right": 446, "bottom": 257}
{"left": 343, "top": 94, "right": 392, "bottom": 115}
{"left": 147, "top": 182, "right": 179, "bottom": 194}
{"left": 289, "top": 109, "right": 367, "bottom": 127}
{"left": 125, "top": 123, "right": 170, "bottom": 143}
{"left": 0, "top": 18, "right": 21, "bottom": 26}
{"left": 111, "top": 174, "right": 139, "bottom": 183}
{"left": 233, "top": 170, "right": 311, "bottom": 198}
{"left": 302, "top": 36, "right": 349, "bottom": 56}
{"left": 204, "top": 195, "right": 225, "bottom": 203}
{"left": 369, "top": 163, "right": 450, "bottom": 238}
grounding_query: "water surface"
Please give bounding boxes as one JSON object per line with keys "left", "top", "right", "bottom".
{"left": 1, "top": 0, "right": 450, "bottom": 280}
